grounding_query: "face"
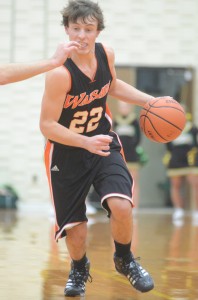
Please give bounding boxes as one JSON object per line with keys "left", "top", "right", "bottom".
{"left": 65, "top": 17, "right": 100, "bottom": 54}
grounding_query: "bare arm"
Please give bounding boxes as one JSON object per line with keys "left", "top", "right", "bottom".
{"left": 0, "top": 41, "right": 79, "bottom": 85}
{"left": 110, "top": 79, "right": 154, "bottom": 107}
{"left": 106, "top": 46, "right": 171, "bottom": 106}
{"left": 40, "top": 67, "right": 112, "bottom": 156}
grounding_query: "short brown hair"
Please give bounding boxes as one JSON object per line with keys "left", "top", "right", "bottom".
{"left": 61, "top": 0, "right": 105, "bottom": 31}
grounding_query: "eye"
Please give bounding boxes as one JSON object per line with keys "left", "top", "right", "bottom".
{"left": 73, "top": 27, "right": 80, "bottom": 31}
{"left": 85, "top": 28, "right": 93, "bottom": 32}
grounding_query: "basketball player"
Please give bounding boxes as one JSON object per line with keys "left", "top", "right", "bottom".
{"left": 0, "top": 42, "right": 78, "bottom": 85}
{"left": 40, "top": 0, "right": 172, "bottom": 296}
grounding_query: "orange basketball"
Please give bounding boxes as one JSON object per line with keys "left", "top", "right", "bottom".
{"left": 139, "top": 98, "right": 186, "bottom": 143}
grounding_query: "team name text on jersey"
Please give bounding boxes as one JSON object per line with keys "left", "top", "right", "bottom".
{"left": 64, "top": 81, "right": 111, "bottom": 109}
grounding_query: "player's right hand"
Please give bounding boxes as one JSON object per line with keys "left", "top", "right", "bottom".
{"left": 84, "top": 135, "right": 113, "bottom": 156}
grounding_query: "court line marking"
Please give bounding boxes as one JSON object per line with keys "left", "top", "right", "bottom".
{"left": 92, "top": 268, "right": 172, "bottom": 300}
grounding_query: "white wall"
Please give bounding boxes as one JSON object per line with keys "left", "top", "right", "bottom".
{"left": 0, "top": 0, "right": 198, "bottom": 204}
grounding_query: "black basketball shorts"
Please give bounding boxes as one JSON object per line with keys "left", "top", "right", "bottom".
{"left": 44, "top": 131, "right": 133, "bottom": 241}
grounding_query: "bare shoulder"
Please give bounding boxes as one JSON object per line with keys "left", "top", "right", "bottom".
{"left": 103, "top": 44, "right": 114, "bottom": 56}
{"left": 101, "top": 44, "right": 115, "bottom": 64}
{"left": 45, "top": 66, "right": 71, "bottom": 94}
{"left": 46, "top": 65, "right": 68, "bottom": 82}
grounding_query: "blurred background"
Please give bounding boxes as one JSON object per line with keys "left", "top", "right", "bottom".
{"left": 0, "top": 0, "right": 198, "bottom": 209}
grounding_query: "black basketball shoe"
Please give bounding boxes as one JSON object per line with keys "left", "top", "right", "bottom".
{"left": 114, "top": 252, "right": 154, "bottom": 293}
{"left": 64, "top": 259, "right": 92, "bottom": 297}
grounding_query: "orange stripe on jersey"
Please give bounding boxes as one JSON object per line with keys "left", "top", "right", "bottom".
{"left": 120, "top": 147, "right": 126, "bottom": 162}
{"left": 111, "top": 130, "right": 126, "bottom": 162}
{"left": 44, "top": 140, "right": 52, "bottom": 183}
{"left": 44, "top": 141, "right": 60, "bottom": 237}
{"left": 105, "top": 103, "right": 113, "bottom": 126}
{"left": 106, "top": 103, "right": 112, "bottom": 119}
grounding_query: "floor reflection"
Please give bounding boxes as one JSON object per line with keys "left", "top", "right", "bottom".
{"left": 0, "top": 205, "right": 198, "bottom": 300}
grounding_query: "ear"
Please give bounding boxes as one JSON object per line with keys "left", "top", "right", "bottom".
{"left": 96, "top": 31, "right": 100, "bottom": 38}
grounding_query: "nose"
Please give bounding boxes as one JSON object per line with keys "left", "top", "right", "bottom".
{"left": 78, "top": 29, "right": 86, "bottom": 39}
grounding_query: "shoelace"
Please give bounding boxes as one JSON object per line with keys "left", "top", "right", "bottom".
{"left": 69, "top": 268, "right": 93, "bottom": 285}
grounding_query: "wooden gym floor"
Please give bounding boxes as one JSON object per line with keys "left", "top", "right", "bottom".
{"left": 0, "top": 203, "right": 198, "bottom": 300}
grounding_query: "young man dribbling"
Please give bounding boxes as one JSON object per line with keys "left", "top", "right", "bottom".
{"left": 40, "top": 0, "right": 171, "bottom": 296}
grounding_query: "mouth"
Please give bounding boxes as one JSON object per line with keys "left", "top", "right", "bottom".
{"left": 78, "top": 42, "right": 87, "bottom": 49}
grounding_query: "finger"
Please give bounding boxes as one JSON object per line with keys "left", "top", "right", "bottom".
{"left": 69, "top": 42, "right": 81, "bottom": 50}
{"left": 68, "top": 41, "right": 81, "bottom": 47}
{"left": 97, "top": 150, "right": 111, "bottom": 157}
{"left": 97, "top": 142, "right": 111, "bottom": 150}
{"left": 98, "top": 135, "right": 113, "bottom": 143}
{"left": 100, "top": 145, "right": 110, "bottom": 151}
{"left": 156, "top": 96, "right": 173, "bottom": 99}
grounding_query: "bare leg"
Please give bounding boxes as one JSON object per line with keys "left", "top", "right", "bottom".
{"left": 170, "top": 176, "right": 185, "bottom": 221}
{"left": 65, "top": 222, "right": 87, "bottom": 260}
{"left": 187, "top": 174, "right": 198, "bottom": 210}
{"left": 107, "top": 197, "right": 154, "bottom": 293}
{"left": 107, "top": 197, "right": 133, "bottom": 244}
{"left": 170, "top": 176, "right": 184, "bottom": 208}
{"left": 64, "top": 222, "right": 90, "bottom": 297}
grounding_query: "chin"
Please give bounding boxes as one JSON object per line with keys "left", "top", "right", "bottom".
{"left": 78, "top": 48, "right": 90, "bottom": 55}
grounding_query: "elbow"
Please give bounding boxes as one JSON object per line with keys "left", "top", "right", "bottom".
{"left": 39, "top": 118, "right": 55, "bottom": 140}
{"left": 39, "top": 119, "right": 48, "bottom": 138}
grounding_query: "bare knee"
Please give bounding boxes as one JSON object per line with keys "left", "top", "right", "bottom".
{"left": 66, "top": 222, "right": 87, "bottom": 248}
{"left": 171, "top": 177, "right": 183, "bottom": 189}
{"left": 107, "top": 197, "right": 132, "bottom": 221}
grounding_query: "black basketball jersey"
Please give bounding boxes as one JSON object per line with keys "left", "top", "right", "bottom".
{"left": 58, "top": 43, "right": 113, "bottom": 138}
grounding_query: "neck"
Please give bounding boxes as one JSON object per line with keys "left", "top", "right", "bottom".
{"left": 70, "top": 48, "right": 97, "bottom": 80}
{"left": 71, "top": 44, "right": 96, "bottom": 66}
{"left": 72, "top": 54, "right": 94, "bottom": 65}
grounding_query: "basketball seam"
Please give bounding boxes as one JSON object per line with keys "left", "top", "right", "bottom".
{"left": 147, "top": 104, "right": 184, "bottom": 113}
{"left": 148, "top": 98, "right": 184, "bottom": 112}
{"left": 140, "top": 115, "right": 169, "bottom": 142}
{"left": 141, "top": 109, "right": 183, "bottom": 131}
